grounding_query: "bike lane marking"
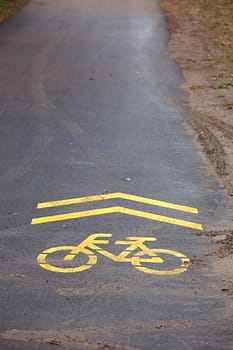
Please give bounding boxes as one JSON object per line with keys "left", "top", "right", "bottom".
{"left": 32, "top": 193, "right": 202, "bottom": 275}
{"left": 37, "top": 233, "right": 191, "bottom": 276}
{"left": 31, "top": 192, "right": 203, "bottom": 230}
{"left": 32, "top": 206, "right": 202, "bottom": 230}
{"left": 36, "top": 192, "right": 198, "bottom": 214}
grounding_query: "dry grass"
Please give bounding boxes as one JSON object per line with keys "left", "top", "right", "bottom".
{"left": 161, "top": 0, "right": 233, "bottom": 208}
{"left": 197, "top": 0, "right": 233, "bottom": 57}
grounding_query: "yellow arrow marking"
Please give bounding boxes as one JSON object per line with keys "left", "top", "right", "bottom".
{"left": 31, "top": 206, "right": 203, "bottom": 230}
{"left": 37, "top": 192, "right": 198, "bottom": 214}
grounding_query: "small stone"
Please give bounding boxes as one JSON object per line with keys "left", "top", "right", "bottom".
{"left": 122, "top": 177, "right": 131, "bottom": 181}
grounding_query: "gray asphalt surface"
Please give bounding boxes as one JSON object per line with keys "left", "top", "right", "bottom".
{"left": 0, "top": 0, "right": 232, "bottom": 349}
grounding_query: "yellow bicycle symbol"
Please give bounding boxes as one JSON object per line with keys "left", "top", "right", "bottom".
{"left": 37, "top": 233, "right": 190, "bottom": 275}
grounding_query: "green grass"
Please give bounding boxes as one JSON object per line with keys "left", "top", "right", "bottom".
{"left": 218, "top": 82, "right": 233, "bottom": 89}
{"left": 0, "top": 0, "right": 7, "bottom": 8}
{"left": 0, "top": 0, "right": 29, "bottom": 23}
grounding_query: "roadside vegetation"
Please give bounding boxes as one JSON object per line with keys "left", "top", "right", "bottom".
{"left": 161, "top": 0, "right": 233, "bottom": 198}
{"left": 161, "top": 0, "right": 233, "bottom": 293}
{"left": 199, "top": 0, "right": 233, "bottom": 56}
{"left": 0, "top": 0, "right": 29, "bottom": 23}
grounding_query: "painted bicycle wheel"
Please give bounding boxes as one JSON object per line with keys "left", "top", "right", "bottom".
{"left": 131, "top": 249, "right": 190, "bottom": 275}
{"left": 37, "top": 246, "right": 97, "bottom": 273}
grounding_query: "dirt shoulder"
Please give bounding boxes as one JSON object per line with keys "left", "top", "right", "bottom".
{"left": 0, "top": 0, "right": 29, "bottom": 24}
{"left": 161, "top": 0, "right": 233, "bottom": 291}
{"left": 161, "top": 0, "right": 233, "bottom": 200}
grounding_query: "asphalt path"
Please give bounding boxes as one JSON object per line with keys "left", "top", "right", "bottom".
{"left": 0, "top": 0, "right": 232, "bottom": 349}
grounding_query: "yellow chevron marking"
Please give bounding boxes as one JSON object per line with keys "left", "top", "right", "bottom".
{"left": 31, "top": 206, "right": 203, "bottom": 230}
{"left": 37, "top": 192, "right": 198, "bottom": 214}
